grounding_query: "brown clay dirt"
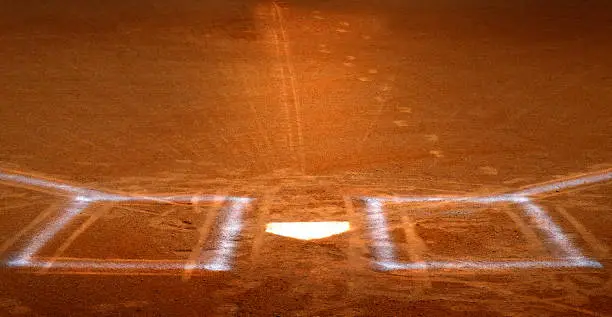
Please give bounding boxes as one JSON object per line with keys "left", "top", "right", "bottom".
{"left": 1, "top": 0, "right": 612, "bottom": 316}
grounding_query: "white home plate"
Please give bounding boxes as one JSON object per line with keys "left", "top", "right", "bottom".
{"left": 265, "top": 222, "right": 350, "bottom": 240}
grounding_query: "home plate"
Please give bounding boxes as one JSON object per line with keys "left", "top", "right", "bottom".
{"left": 265, "top": 222, "right": 350, "bottom": 240}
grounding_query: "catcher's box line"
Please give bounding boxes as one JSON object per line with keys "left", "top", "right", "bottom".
{"left": 0, "top": 171, "right": 252, "bottom": 272}
{"left": 363, "top": 170, "right": 612, "bottom": 271}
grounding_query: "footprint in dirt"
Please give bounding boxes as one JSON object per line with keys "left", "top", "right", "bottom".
{"left": 148, "top": 217, "right": 198, "bottom": 232}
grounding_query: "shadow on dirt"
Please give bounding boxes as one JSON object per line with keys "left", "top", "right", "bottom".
{"left": 0, "top": 0, "right": 264, "bottom": 40}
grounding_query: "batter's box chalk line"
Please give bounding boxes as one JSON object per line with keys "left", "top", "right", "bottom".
{"left": 361, "top": 169, "right": 612, "bottom": 271}
{"left": 1, "top": 169, "right": 611, "bottom": 273}
{"left": 0, "top": 171, "right": 252, "bottom": 272}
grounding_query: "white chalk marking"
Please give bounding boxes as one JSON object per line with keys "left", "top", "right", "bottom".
{"left": 343, "top": 195, "right": 367, "bottom": 266}
{"left": 0, "top": 202, "right": 62, "bottom": 256}
{"left": 21, "top": 259, "right": 188, "bottom": 270}
{"left": 384, "top": 194, "right": 526, "bottom": 204}
{"left": 3, "top": 169, "right": 608, "bottom": 272}
{"left": 400, "top": 214, "right": 432, "bottom": 289}
{"left": 555, "top": 206, "right": 609, "bottom": 256}
{"left": 0, "top": 171, "right": 229, "bottom": 204}
{"left": 0, "top": 171, "right": 251, "bottom": 272}
{"left": 39, "top": 204, "right": 112, "bottom": 273}
{"left": 183, "top": 192, "right": 227, "bottom": 280}
{"left": 502, "top": 208, "right": 547, "bottom": 255}
{"left": 0, "top": 172, "right": 105, "bottom": 199}
{"left": 517, "top": 171, "right": 612, "bottom": 196}
{"left": 520, "top": 199, "right": 585, "bottom": 259}
{"left": 362, "top": 170, "right": 611, "bottom": 271}
{"left": 376, "top": 259, "right": 602, "bottom": 271}
{"left": 364, "top": 198, "right": 396, "bottom": 264}
{"left": 202, "top": 198, "right": 251, "bottom": 271}
{"left": 8, "top": 199, "right": 91, "bottom": 266}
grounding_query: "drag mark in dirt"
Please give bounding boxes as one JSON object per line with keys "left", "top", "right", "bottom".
{"left": 502, "top": 208, "right": 547, "bottom": 255}
{"left": 270, "top": 1, "right": 306, "bottom": 174}
{"left": 362, "top": 169, "right": 612, "bottom": 271}
{"left": 0, "top": 170, "right": 252, "bottom": 273}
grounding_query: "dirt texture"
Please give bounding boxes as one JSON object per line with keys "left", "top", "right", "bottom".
{"left": 1, "top": 0, "right": 611, "bottom": 316}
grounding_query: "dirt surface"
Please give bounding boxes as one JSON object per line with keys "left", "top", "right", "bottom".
{"left": 1, "top": 0, "right": 612, "bottom": 316}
